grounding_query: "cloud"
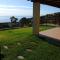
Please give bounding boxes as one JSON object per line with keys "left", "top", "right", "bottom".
{"left": 0, "top": 5, "right": 33, "bottom": 16}
{"left": 0, "top": 4, "right": 59, "bottom": 16}
{"left": 0, "top": 5, "right": 32, "bottom": 9}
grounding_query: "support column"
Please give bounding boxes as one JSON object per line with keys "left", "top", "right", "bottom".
{"left": 33, "top": 2, "right": 40, "bottom": 35}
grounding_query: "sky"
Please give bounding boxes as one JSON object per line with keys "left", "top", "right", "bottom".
{"left": 0, "top": 0, "right": 60, "bottom": 17}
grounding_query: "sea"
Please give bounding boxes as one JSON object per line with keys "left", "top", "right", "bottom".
{"left": 0, "top": 16, "right": 32, "bottom": 23}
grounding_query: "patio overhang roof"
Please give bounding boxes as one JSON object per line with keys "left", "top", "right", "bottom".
{"left": 28, "top": 0, "right": 60, "bottom": 8}
{"left": 28, "top": 0, "right": 60, "bottom": 35}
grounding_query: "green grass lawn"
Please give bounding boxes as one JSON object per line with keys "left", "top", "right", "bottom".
{"left": 0, "top": 26, "right": 60, "bottom": 60}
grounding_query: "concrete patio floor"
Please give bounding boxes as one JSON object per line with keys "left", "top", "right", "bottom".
{"left": 39, "top": 27, "right": 60, "bottom": 45}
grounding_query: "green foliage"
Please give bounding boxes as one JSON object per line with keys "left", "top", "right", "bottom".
{"left": 41, "top": 12, "right": 60, "bottom": 25}
{"left": 19, "top": 17, "right": 32, "bottom": 27}
{"left": 10, "top": 16, "right": 18, "bottom": 27}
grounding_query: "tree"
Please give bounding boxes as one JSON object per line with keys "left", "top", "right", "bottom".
{"left": 19, "top": 17, "right": 32, "bottom": 27}
{"left": 54, "top": 12, "right": 60, "bottom": 25}
{"left": 19, "top": 17, "right": 26, "bottom": 27}
{"left": 10, "top": 16, "right": 18, "bottom": 27}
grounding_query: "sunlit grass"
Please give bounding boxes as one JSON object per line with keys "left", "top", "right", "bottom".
{"left": 0, "top": 26, "right": 60, "bottom": 60}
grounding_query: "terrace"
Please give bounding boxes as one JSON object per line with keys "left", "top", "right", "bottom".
{"left": 28, "top": 0, "right": 60, "bottom": 43}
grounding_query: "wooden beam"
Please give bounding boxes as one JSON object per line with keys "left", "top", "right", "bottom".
{"left": 33, "top": 2, "right": 40, "bottom": 35}
{"left": 29, "top": 0, "right": 60, "bottom": 8}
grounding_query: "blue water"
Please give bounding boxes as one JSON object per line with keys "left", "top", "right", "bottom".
{"left": 0, "top": 16, "right": 32, "bottom": 23}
